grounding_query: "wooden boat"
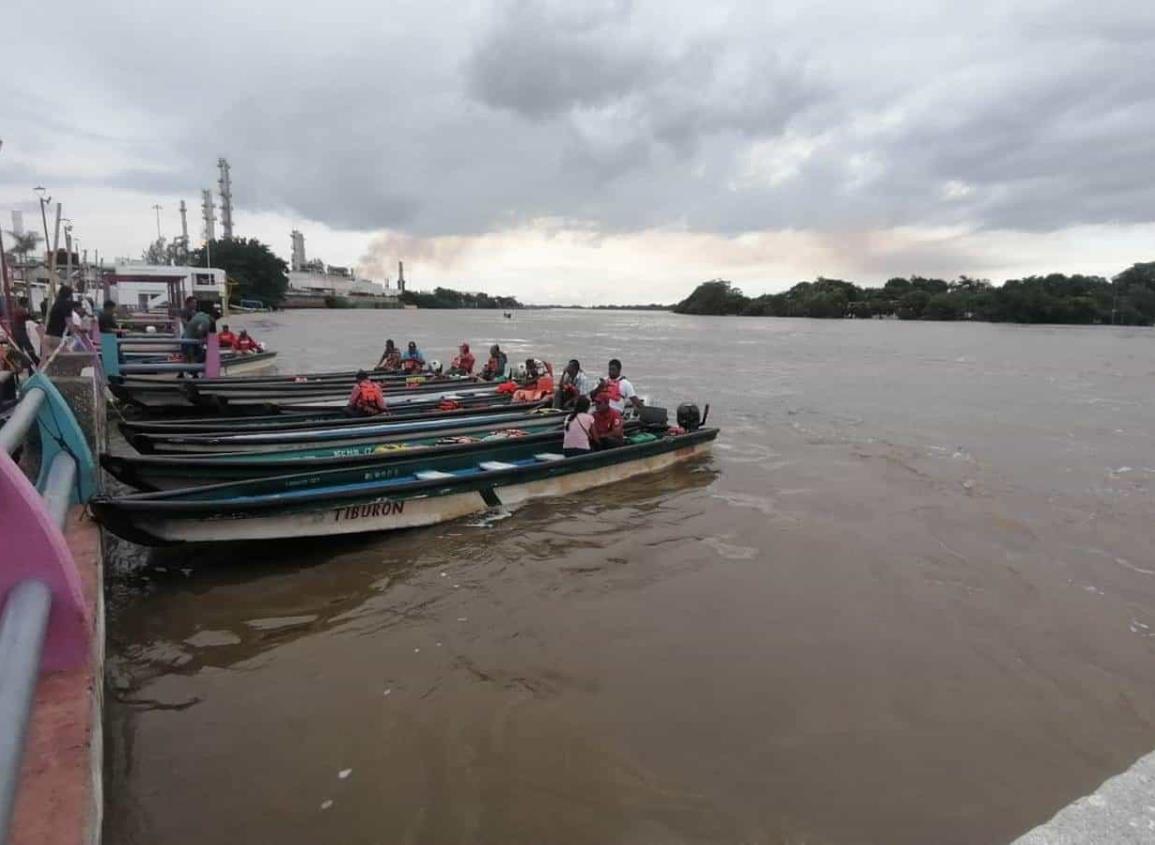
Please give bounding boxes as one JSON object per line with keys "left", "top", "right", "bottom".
{"left": 127, "top": 408, "right": 566, "bottom": 454}
{"left": 117, "top": 396, "right": 546, "bottom": 436}
{"left": 90, "top": 426, "right": 718, "bottom": 545}
{"left": 108, "top": 373, "right": 499, "bottom": 412}
{"left": 103, "top": 422, "right": 599, "bottom": 490}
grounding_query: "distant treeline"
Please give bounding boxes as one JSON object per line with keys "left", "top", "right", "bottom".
{"left": 673, "top": 262, "right": 1155, "bottom": 325}
{"left": 400, "top": 287, "right": 522, "bottom": 309}
{"left": 531, "top": 303, "right": 670, "bottom": 311}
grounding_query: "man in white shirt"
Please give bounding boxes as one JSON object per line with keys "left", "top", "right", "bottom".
{"left": 600, "top": 358, "right": 643, "bottom": 414}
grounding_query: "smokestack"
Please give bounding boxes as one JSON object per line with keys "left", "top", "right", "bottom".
{"left": 217, "top": 157, "right": 234, "bottom": 240}
{"left": 202, "top": 189, "right": 216, "bottom": 242}
{"left": 397, "top": 260, "right": 405, "bottom": 293}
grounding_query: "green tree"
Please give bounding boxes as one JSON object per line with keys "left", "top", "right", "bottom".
{"left": 188, "top": 238, "right": 289, "bottom": 306}
{"left": 6, "top": 230, "right": 41, "bottom": 264}
{"left": 673, "top": 280, "right": 749, "bottom": 315}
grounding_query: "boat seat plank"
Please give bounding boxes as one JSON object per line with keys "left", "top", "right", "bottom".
{"left": 479, "top": 461, "right": 517, "bottom": 471}
{"left": 534, "top": 453, "right": 565, "bottom": 462}
{"left": 416, "top": 470, "right": 456, "bottom": 480}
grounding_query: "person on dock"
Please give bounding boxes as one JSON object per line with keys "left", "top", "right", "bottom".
{"left": 562, "top": 395, "right": 598, "bottom": 457}
{"left": 346, "top": 369, "right": 388, "bottom": 416}
{"left": 11, "top": 296, "right": 40, "bottom": 366}
{"left": 480, "top": 344, "right": 508, "bottom": 381}
{"left": 42, "top": 285, "right": 80, "bottom": 358}
{"left": 592, "top": 391, "right": 625, "bottom": 447}
{"left": 375, "top": 339, "right": 401, "bottom": 372}
{"left": 97, "top": 300, "right": 123, "bottom": 336}
{"left": 554, "top": 359, "right": 596, "bottom": 409}
{"left": 217, "top": 324, "right": 238, "bottom": 349}
{"left": 448, "top": 342, "right": 475, "bottom": 375}
{"left": 598, "top": 358, "right": 642, "bottom": 414}
{"left": 235, "top": 330, "right": 261, "bottom": 353}
{"left": 401, "top": 341, "right": 425, "bottom": 373}
{"left": 179, "top": 296, "right": 198, "bottom": 324}
{"left": 182, "top": 306, "right": 214, "bottom": 364}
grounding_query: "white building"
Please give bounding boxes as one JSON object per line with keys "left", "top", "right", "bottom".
{"left": 107, "top": 264, "right": 228, "bottom": 311}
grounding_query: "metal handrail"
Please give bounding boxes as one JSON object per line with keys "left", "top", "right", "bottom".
{"left": 0, "top": 581, "right": 52, "bottom": 841}
{"left": 0, "top": 374, "right": 90, "bottom": 844}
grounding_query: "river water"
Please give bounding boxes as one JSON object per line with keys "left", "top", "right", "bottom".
{"left": 103, "top": 310, "right": 1155, "bottom": 845}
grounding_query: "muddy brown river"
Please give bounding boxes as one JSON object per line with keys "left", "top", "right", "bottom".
{"left": 103, "top": 310, "right": 1155, "bottom": 844}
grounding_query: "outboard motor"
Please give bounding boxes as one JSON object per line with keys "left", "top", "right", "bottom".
{"left": 676, "top": 403, "right": 702, "bottom": 431}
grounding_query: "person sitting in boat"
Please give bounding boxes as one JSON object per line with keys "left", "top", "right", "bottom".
{"left": 375, "top": 339, "right": 402, "bottom": 372}
{"left": 562, "top": 395, "right": 598, "bottom": 457}
{"left": 401, "top": 341, "right": 425, "bottom": 373}
{"left": 346, "top": 370, "right": 388, "bottom": 417}
{"left": 97, "top": 300, "right": 125, "bottom": 336}
{"left": 512, "top": 358, "right": 554, "bottom": 402}
{"left": 480, "top": 344, "right": 508, "bottom": 381}
{"left": 235, "top": 330, "right": 261, "bottom": 353}
{"left": 592, "top": 391, "right": 625, "bottom": 448}
{"left": 217, "top": 324, "right": 238, "bottom": 349}
{"left": 448, "top": 342, "right": 475, "bottom": 375}
{"left": 597, "top": 358, "right": 643, "bottom": 415}
{"left": 554, "top": 359, "right": 597, "bottom": 409}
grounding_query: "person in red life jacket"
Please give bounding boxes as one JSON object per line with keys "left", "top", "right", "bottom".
{"left": 448, "top": 342, "right": 475, "bottom": 375}
{"left": 596, "top": 358, "right": 642, "bottom": 414}
{"left": 592, "top": 391, "right": 624, "bottom": 447}
{"left": 217, "top": 324, "right": 238, "bottom": 349}
{"left": 480, "top": 344, "right": 508, "bottom": 381}
{"left": 234, "top": 330, "right": 261, "bottom": 353}
{"left": 346, "top": 369, "right": 388, "bottom": 417}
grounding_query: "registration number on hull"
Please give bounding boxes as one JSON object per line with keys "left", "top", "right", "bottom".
{"left": 333, "top": 500, "right": 406, "bottom": 522}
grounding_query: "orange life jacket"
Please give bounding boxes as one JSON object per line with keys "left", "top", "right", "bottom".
{"left": 351, "top": 380, "right": 385, "bottom": 414}
{"left": 602, "top": 377, "right": 623, "bottom": 403}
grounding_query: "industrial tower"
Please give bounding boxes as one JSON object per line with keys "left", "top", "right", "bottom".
{"left": 398, "top": 261, "right": 405, "bottom": 293}
{"left": 217, "top": 157, "right": 234, "bottom": 240}
{"left": 202, "top": 189, "right": 216, "bottom": 242}
{"left": 290, "top": 230, "right": 306, "bottom": 272}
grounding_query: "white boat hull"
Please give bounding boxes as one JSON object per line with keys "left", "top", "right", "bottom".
{"left": 139, "top": 441, "right": 711, "bottom": 542}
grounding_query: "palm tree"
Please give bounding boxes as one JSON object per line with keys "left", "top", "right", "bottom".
{"left": 6, "top": 230, "right": 42, "bottom": 266}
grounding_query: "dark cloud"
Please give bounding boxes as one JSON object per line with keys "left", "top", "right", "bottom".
{"left": 2, "top": 0, "right": 1154, "bottom": 245}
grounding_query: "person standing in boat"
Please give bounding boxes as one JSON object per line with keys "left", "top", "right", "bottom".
{"left": 41, "top": 285, "right": 81, "bottom": 358}
{"left": 346, "top": 369, "right": 388, "bottom": 416}
{"left": 401, "top": 341, "right": 425, "bottom": 373}
{"left": 598, "top": 358, "right": 642, "bottom": 414}
{"left": 181, "top": 305, "right": 214, "bottom": 364}
{"left": 179, "top": 296, "right": 198, "bottom": 324}
{"left": 480, "top": 344, "right": 508, "bottom": 381}
{"left": 448, "top": 342, "right": 475, "bottom": 375}
{"left": 375, "top": 339, "right": 402, "bottom": 372}
{"left": 592, "top": 391, "right": 625, "bottom": 447}
{"left": 554, "top": 359, "right": 597, "bottom": 409}
{"left": 562, "top": 395, "right": 599, "bottom": 457}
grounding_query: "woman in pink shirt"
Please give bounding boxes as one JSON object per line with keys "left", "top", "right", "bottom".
{"left": 562, "top": 396, "right": 598, "bottom": 457}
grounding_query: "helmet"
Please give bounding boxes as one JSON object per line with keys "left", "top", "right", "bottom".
{"left": 429, "top": 359, "right": 443, "bottom": 373}
{"left": 515, "top": 362, "right": 527, "bottom": 378}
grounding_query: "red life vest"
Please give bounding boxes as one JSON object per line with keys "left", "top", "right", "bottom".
{"left": 451, "top": 352, "right": 475, "bottom": 373}
{"left": 236, "top": 336, "right": 258, "bottom": 352}
{"left": 218, "top": 331, "right": 237, "bottom": 348}
{"left": 351, "top": 380, "right": 385, "bottom": 414}
{"left": 602, "top": 377, "right": 623, "bottom": 403}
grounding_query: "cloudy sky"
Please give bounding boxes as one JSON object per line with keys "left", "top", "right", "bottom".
{"left": 2, "top": 0, "right": 1153, "bottom": 304}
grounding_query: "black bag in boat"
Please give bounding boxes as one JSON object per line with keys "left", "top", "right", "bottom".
{"left": 638, "top": 405, "right": 668, "bottom": 428}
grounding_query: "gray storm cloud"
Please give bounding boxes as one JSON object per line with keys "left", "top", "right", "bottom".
{"left": 2, "top": 0, "right": 1154, "bottom": 243}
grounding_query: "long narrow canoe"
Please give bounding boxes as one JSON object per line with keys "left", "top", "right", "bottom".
{"left": 129, "top": 409, "right": 567, "bottom": 454}
{"left": 118, "top": 396, "right": 545, "bottom": 436}
{"left": 91, "top": 427, "right": 718, "bottom": 544}
{"left": 104, "top": 424, "right": 607, "bottom": 490}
